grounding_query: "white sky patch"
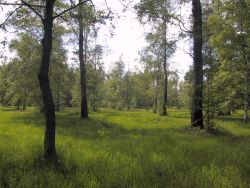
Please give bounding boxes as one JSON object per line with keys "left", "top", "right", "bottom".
{"left": 0, "top": 0, "right": 193, "bottom": 80}
{"left": 94, "top": 0, "right": 193, "bottom": 79}
{"left": 99, "top": 9, "right": 148, "bottom": 72}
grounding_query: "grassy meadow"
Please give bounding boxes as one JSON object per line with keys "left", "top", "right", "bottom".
{"left": 0, "top": 107, "right": 250, "bottom": 187}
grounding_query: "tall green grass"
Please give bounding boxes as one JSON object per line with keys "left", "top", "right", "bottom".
{"left": 0, "top": 107, "right": 249, "bottom": 187}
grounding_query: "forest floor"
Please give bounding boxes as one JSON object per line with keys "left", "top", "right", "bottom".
{"left": 0, "top": 107, "right": 250, "bottom": 188}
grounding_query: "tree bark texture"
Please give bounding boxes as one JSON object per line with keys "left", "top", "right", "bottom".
{"left": 191, "top": 0, "right": 204, "bottom": 128}
{"left": 38, "top": 0, "right": 57, "bottom": 160}
{"left": 162, "top": 17, "right": 168, "bottom": 116}
{"left": 239, "top": 5, "right": 249, "bottom": 123}
{"left": 79, "top": 0, "right": 88, "bottom": 119}
{"left": 242, "top": 38, "right": 248, "bottom": 123}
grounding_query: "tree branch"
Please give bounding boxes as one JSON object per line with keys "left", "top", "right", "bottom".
{"left": 53, "top": 0, "right": 91, "bottom": 19}
{"left": 178, "top": 19, "right": 193, "bottom": 34}
{"left": 117, "top": 0, "right": 137, "bottom": 14}
{"left": 21, "top": 0, "right": 44, "bottom": 22}
{"left": 176, "top": 2, "right": 193, "bottom": 34}
{"left": 0, "top": 5, "right": 23, "bottom": 28}
{"left": 0, "top": 2, "right": 44, "bottom": 8}
{"left": 54, "top": 12, "right": 79, "bottom": 37}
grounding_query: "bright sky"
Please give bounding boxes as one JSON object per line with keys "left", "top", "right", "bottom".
{"left": 94, "top": 0, "right": 193, "bottom": 79}
{"left": 0, "top": 0, "right": 193, "bottom": 80}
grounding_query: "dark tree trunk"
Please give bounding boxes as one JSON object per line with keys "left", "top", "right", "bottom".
{"left": 38, "top": 0, "right": 57, "bottom": 160}
{"left": 242, "top": 36, "right": 248, "bottom": 123}
{"left": 79, "top": 0, "right": 88, "bottom": 119}
{"left": 153, "top": 94, "right": 158, "bottom": 113}
{"left": 17, "top": 99, "right": 20, "bottom": 110}
{"left": 23, "top": 87, "right": 27, "bottom": 110}
{"left": 126, "top": 93, "right": 130, "bottom": 111}
{"left": 191, "top": 0, "right": 204, "bottom": 128}
{"left": 243, "top": 47, "right": 248, "bottom": 123}
{"left": 162, "top": 17, "right": 168, "bottom": 116}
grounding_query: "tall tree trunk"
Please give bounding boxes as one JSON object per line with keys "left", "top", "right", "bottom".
{"left": 38, "top": 0, "right": 57, "bottom": 160}
{"left": 23, "top": 98, "right": 26, "bottom": 110}
{"left": 154, "top": 68, "right": 160, "bottom": 113}
{"left": 79, "top": 1, "right": 88, "bottom": 119}
{"left": 23, "top": 87, "right": 26, "bottom": 110}
{"left": 242, "top": 34, "right": 248, "bottom": 123}
{"left": 244, "top": 79, "right": 248, "bottom": 123}
{"left": 239, "top": 4, "right": 249, "bottom": 123}
{"left": 153, "top": 79, "right": 159, "bottom": 113}
{"left": 162, "top": 17, "right": 168, "bottom": 116}
{"left": 191, "top": 0, "right": 204, "bottom": 128}
{"left": 17, "top": 99, "right": 20, "bottom": 110}
{"left": 126, "top": 74, "right": 130, "bottom": 111}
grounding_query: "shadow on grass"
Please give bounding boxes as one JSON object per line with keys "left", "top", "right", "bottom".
{"left": 218, "top": 116, "right": 250, "bottom": 129}
{"left": 10, "top": 113, "right": 247, "bottom": 158}
{"left": 0, "top": 107, "right": 20, "bottom": 112}
{"left": 0, "top": 150, "right": 79, "bottom": 188}
{"left": 11, "top": 110, "right": 250, "bottom": 144}
{"left": 12, "top": 112, "right": 162, "bottom": 142}
{"left": 3, "top": 110, "right": 250, "bottom": 188}
{"left": 32, "top": 153, "right": 78, "bottom": 176}
{"left": 179, "top": 126, "right": 233, "bottom": 137}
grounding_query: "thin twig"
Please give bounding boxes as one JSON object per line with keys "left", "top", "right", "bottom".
{"left": 0, "top": 5, "right": 23, "bottom": 28}
{"left": 117, "top": 0, "right": 137, "bottom": 14}
{"left": 53, "top": 0, "right": 91, "bottom": 19}
{"left": 178, "top": 18, "right": 193, "bottom": 34}
{"left": 21, "top": 0, "right": 44, "bottom": 22}
{"left": 0, "top": 2, "right": 44, "bottom": 8}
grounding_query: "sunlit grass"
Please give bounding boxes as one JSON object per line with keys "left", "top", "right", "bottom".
{"left": 217, "top": 111, "right": 250, "bottom": 136}
{"left": 0, "top": 107, "right": 250, "bottom": 187}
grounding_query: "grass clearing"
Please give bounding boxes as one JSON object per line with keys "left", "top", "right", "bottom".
{"left": 0, "top": 108, "right": 250, "bottom": 187}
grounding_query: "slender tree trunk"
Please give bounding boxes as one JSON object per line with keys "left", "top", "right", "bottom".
{"left": 154, "top": 86, "right": 158, "bottom": 113}
{"left": 162, "top": 17, "right": 168, "bottom": 116}
{"left": 23, "top": 87, "right": 26, "bottom": 110}
{"left": 191, "top": 0, "right": 204, "bottom": 128}
{"left": 17, "top": 99, "right": 20, "bottom": 110}
{"left": 38, "top": 0, "right": 57, "bottom": 160}
{"left": 154, "top": 94, "right": 158, "bottom": 113}
{"left": 242, "top": 39, "right": 248, "bottom": 123}
{"left": 153, "top": 72, "right": 160, "bottom": 113}
{"left": 243, "top": 63, "right": 248, "bottom": 123}
{"left": 239, "top": 6, "right": 249, "bottom": 123}
{"left": 126, "top": 74, "right": 130, "bottom": 111}
{"left": 79, "top": 1, "right": 88, "bottom": 118}
{"left": 23, "top": 98, "right": 26, "bottom": 110}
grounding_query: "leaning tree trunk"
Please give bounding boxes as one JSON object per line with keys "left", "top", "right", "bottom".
{"left": 79, "top": 0, "right": 88, "bottom": 119}
{"left": 162, "top": 17, "right": 168, "bottom": 116}
{"left": 38, "top": 0, "right": 57, "bottom": 160}
{"left": 191, "top": 0, "right": 204, "bottom": 128}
